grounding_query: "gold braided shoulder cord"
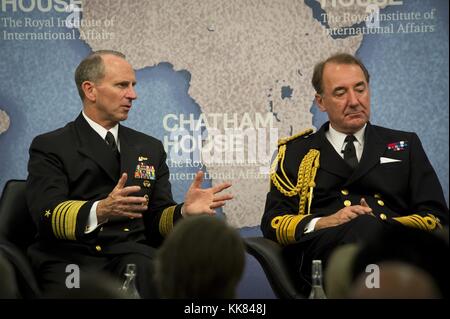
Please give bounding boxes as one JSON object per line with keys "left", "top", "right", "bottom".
{"left": 298, "top": 149, "right": 320, "bottom": 215}
{"left": 269, "top": 148, "right": 320, "bottom": 245}
{"left": 270, "top": 148, "right": 320, "bottom": 215}
{"left": 270, "top": 145, "right": 297, "bottom": 196}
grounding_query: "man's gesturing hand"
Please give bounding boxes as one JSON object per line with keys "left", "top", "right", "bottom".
{"left": 97, "top": 173, "right": 148, "bottom": 223}
{"left": 182, "top": 171, "right": 233, "bottom": 216}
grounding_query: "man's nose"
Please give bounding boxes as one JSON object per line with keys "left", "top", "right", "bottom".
{"left": 347, "top": 90, "right": 359, "bottom": 107}
{"left": 126, "top": 86, "right": 137, "bottom": 100}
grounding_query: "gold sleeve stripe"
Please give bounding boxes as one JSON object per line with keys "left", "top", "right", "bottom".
{"left": 286, "top": 216, "right": 303, "bottom": 245}
{"left": 393, "top": 215, "right": 422, "bottom": 229}
{"left": 52, "top": 200, "right": 86, "bottom": 240}
{"left": 409, "top": 215, "right": 428, "bottom": 230}
{"left": 271, "top": 214, "right": 308, "bottom": 246}
{"left": 278, "top": 215, "right": 293, "bottom": 245}
{"left": 66, "top": 201, "right": 85, "bottom": 240}
{"left": 60, "top": 202, "right": 72, "bottom": 239}
{"left": 399, "top": 215, "right": 422, "bottom": 229}
{"left": 393, "top": 214, "right": 441, "bottom": 231}
{"left": 60, "top": 201, "right": 80, "bottom": 240}
{"left": 52, "top": 201, "right": 73, "bottom": 239}
{"left": 159, "top": 205, "right": 176, "bottom": 237}
{"left": 58, "top": 202, "right": 70, "bottom": 239}
{"left": 411, "top": 217, "right": 425, "bottom": 229}
{"left": 276, "top": 216, "right": 289, "bottom": 245}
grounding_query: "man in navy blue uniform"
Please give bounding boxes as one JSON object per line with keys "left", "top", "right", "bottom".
{"left": 262, "top": 53, "right": 448, "bottom": 295}
{"left": 26, "top": 50, "right": 232, "bottom": 298}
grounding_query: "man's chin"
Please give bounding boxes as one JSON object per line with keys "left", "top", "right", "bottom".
{"left": 116, "top": 114, "right": 128, "bottom": 122}
{"left": 118, "top": 110, "right": 130, "bottom": 119}
{"left": 346, "top": 118, "right": 368, "bottom": 131}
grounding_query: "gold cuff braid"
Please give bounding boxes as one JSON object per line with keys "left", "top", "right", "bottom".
{"left": 393, "top": 213, "right": 442, "bottom": 231}
{"left": 271, "top": 215, "right": 309, "bottom": 245}
{"left": 159, "top": 205, "right": 176, "bottom": 237}
{"left": 51, "top": 200, "right": 87, "bottom": 240}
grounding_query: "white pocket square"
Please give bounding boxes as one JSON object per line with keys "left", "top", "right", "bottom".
{"left": 380, "top": 157, "right": 402, "bottom": 164}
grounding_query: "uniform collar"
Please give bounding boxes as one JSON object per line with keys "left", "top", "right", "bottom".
{"left": 328, "top": 123, "right": 366, "bottom": 150}
{"left": 82, "top": 111, "right": 119, "bottom": 147}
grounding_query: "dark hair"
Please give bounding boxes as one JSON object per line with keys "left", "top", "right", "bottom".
{"left": 312, "top": 53, "right": 370, "bottom": 95}
{"left": 74, "top": 50, "right": 126, "bottom": 100}
{"left": 155, "top": 215, "right": 246, "bottom": 298}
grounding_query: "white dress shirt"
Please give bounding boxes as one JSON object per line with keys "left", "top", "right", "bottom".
{"left": 326, "top": 124, "right": 365, "bottom": 162}
{"left": 82, "top": 112, "right": 119, "bottom": 233}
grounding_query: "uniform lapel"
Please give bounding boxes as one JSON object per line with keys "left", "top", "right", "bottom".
{"left": 345, "top": 122, "right": 386, "bottom": 186}
{"left": 314, "top": 123, "right": 353, "bottom": 179}
{"left": 74, "top": 114, "right": 120, "bottom": 182}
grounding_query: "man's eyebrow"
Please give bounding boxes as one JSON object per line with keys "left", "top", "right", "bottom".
{"left": 115, "top": 80, "right": 137, "bottom": 86}
{"left": 354, "top": 81, "right": 366, "bottom": 87}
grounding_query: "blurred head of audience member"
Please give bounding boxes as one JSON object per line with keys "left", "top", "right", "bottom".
{"left": 350, "top": 225, "right": 449, "bottom": 298}
{"left": 155, "top": 215, "right": 245, "bottom": 298}
{"left": 325, "top": 243, "right": 360, "bottom": 298}
{"left": 349, "top": 261, "right": 441, "bottom": 299}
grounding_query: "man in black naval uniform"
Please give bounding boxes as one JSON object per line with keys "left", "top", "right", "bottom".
{"left": 26, "top": 50, "right": 232, "bottom": 298}
{"left": 262, "top": 53, "right": 448, "bottom": 295}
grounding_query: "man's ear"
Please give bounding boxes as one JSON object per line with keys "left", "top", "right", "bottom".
{"left": 315, "top": 93, "right": 326, "bottom": 112}
{"left": 82, "top": 81, "right": 96, "bottom": 102}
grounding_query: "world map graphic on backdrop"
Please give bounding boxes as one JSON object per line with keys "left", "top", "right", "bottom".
{"left": 0, "top": 0, "right": 448, "bottom": 229}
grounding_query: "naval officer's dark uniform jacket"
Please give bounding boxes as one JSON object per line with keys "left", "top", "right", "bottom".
{"left": 261, "top": 122, "right": 448, "bottom": 288}
{"left": 26, "top": 114, "right": 182, "bottom": 286}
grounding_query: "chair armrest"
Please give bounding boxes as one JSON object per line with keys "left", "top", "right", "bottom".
{"left": 0, "top": 242, "right": 41, "bottom": 298}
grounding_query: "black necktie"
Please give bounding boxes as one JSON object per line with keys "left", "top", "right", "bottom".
{"left": 105, "top": 131, "right": 120, "bottom": 162}
{"left": 343, "top": 135, "right": 358, "bottom": 169}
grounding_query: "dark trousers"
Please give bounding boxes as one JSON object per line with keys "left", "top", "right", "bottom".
{"left": 285, "top": 214, "right": 387, "bottom": 295}
{"left": 35, "top": 252, "right": 157, "bottom": 298}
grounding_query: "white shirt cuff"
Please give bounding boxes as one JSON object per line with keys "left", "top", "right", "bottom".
{"left": 85, "top": 201, "right": 101, "bottom": 234}
{"left": 304, "top": 217, "right": 321, "bottom": 234}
